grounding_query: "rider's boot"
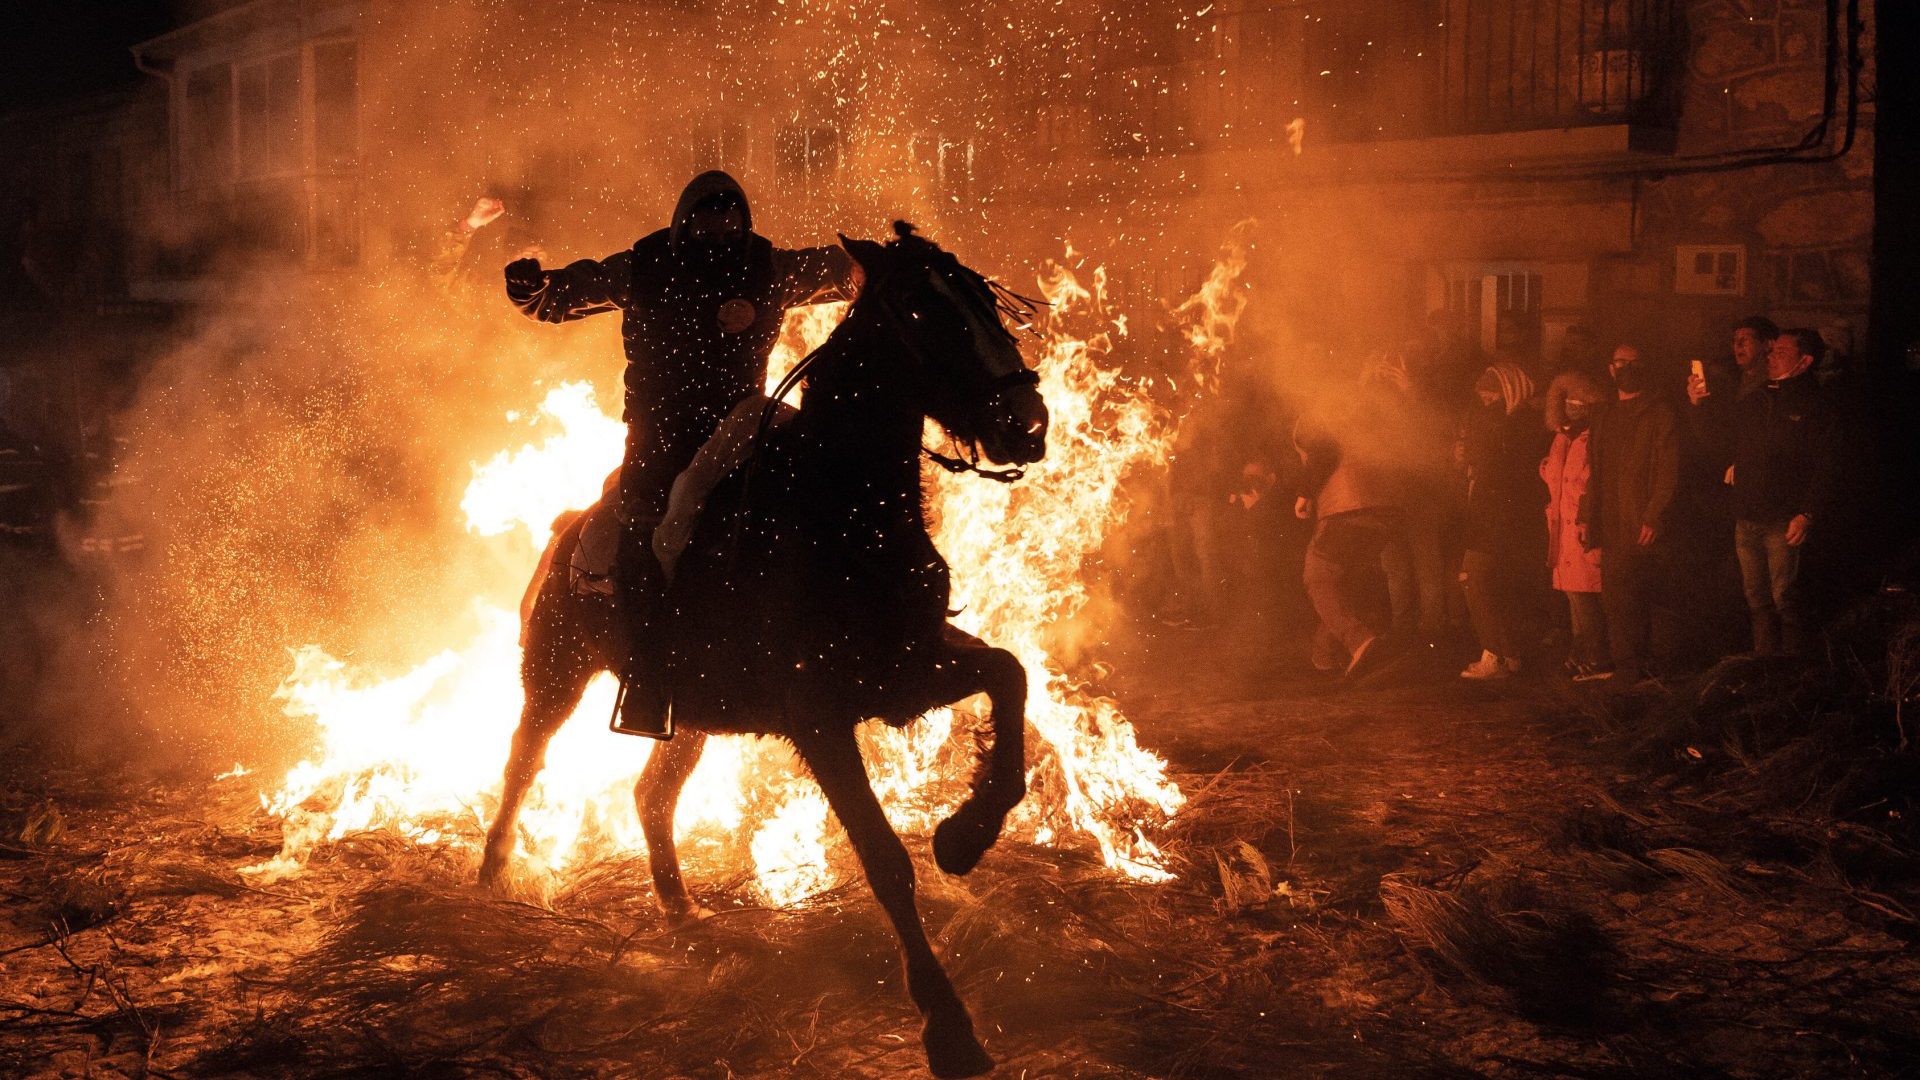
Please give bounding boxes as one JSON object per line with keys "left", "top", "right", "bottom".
{"left": 612, "top": 654, "right": 673, "bottom": 739}
{"left": 611, "top": 520, "right": 674, "bottom": 739}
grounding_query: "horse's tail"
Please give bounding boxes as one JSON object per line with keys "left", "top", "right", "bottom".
{"left": 520, "top": 509, "right": 587, "bottom": 640}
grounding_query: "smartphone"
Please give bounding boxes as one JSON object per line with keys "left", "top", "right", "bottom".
{"left": 1690, "top": 359, "right": 1705, "bottom": 383}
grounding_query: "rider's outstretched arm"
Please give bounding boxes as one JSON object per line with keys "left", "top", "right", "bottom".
{"left": 505, "top": 249, "right": 634, "bottom": 323}
{"left": 771, "top": 244, "right": 860, "bottom": 308}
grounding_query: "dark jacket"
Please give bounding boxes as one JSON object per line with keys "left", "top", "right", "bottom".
{"left": 1731, "top": 372, "right": 1837, "bottom": 525}
{"left": 506, "top": 171, "right": 857, "bottom": 514}
{"left": 1584, "top": 394, "right": 1681, "bottom": 549}
{"left": 1462, "top": 399, "right": 1548, "bottom": 556}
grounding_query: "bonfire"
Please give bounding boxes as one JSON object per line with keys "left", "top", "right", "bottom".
{"left": 244, "top": 231, "right": 1254, "bottom": 906}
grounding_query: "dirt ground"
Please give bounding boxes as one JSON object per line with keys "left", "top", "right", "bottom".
{"left": 4, "top": 622, "right": 1920, "bottom": 1079}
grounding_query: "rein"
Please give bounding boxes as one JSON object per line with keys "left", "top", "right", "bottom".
{"left": 753, "top": 293, "right": 1040, "bottom": 482}
{"left": 724, "top": 291, "right": 1030, "bottom": 568}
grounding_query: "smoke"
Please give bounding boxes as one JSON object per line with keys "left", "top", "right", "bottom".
{"left": 34, "top": 0, "right": 1498, "bottom": 767}
{"left": 37, "top": 0, "right": 1099, "bottom": 766}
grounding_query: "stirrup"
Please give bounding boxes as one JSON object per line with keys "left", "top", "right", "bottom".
{"left": 609, "top": 677, "right": 675, "bottom": 740}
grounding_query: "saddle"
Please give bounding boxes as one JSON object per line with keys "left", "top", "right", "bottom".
{"left": 567, "top": 395, "right": 798, "bottom": 594}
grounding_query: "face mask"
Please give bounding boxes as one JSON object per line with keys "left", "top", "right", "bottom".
{"left": 687, "top": 238, "right": 729, "bottom": 264}
{"left": 1611, "top": 362, "right": 1647, "bottom": 395}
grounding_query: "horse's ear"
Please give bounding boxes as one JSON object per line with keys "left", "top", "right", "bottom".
{"left": 838, "top": 234, "right": 887, "bottom": 276}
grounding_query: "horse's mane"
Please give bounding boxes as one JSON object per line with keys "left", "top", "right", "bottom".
{"left": 776, "top": 221, "right": 1043, "bottom": 416}
{"left": 883, "top": 221, "right": 1044, "bottom": 342}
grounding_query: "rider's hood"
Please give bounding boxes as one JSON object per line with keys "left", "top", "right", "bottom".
{"left": 670, "top": 170, "right": 753, "bottom": 245}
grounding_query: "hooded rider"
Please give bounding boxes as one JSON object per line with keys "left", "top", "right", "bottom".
{"left": 504, "top": 171, "right": 860, "bottom": 736}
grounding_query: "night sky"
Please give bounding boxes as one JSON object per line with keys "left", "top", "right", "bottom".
{"left": 0, "top": 2, "right": 179, "bottom": 112}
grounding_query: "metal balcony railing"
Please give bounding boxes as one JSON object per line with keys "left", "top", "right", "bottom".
{"left": 1062, "top": 0, "right": 1680, "bottom": 156}
{"left": 1300, "top": 0, "right": 1678, "bottom": 142}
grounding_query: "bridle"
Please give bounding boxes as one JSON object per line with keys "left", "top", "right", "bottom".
{"left": 755, "top": 272, "right": 1042, "bottom": 484}
{"left": 920, "top": 368, "right": 1040, "bottom": 483}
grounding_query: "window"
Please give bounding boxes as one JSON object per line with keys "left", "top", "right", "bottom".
{"left": 183, "top": 65, "right": 232, "bottom": 191}
{"left": 1445, "top": 267, "right": 1545, "bottom": 358}
{"left": 774, "top": 125, "right": 838, "bottom": 197}
{"left": 694, "top": 119, "right": 750, "bottom": 176}
{"left": 912, "top": 134, "right": 975, "bottom": 203}
{"left": 1036, "top": 104, "right": 1091, "bottom": 153}
{"left": 237, "top": 52, "right": 303, "bottom": 177}
{"left": 312, "top": 41, "right": 358, "bottom": 173}
{"left": 171, "top": 39, "right": 361, "bottom": 266}
{"left": 937, "top": 137, "right": 974, "bottom": 202}
{"left": 63, "top": 151, "right": 94, "bottom": 223}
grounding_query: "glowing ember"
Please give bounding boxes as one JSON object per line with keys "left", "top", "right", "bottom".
{"left": 245, "top": 235, "right": 1251, "bottom": 905}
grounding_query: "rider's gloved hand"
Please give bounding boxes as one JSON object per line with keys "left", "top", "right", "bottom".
{"left": 505, "top": 257, "right": 545, "bottom": 299}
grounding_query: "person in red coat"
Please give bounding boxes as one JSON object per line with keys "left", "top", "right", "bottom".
{"left": 1541, "top": 372, "right": 1609, "bottom": 680}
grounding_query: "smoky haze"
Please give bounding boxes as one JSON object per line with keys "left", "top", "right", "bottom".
{"left": 44, "top": 0, "right": 1483, "bottom": 769}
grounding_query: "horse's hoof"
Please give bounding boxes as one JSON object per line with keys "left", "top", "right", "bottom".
{"left": 662, "top": 900, "right": 716, "bottom": 928}
{"left": 477, "top": 853, "right": 511, "bottom": 894}
{"left": 923, "top": 1011, "right": 993, "bottom": 1079}
{"left": 933, "top": 808, "right": 1001, "bottom": 877}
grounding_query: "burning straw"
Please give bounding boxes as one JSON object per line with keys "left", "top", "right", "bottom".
{"left": 234, "top": 232, "right": 1258, "bottom": 903}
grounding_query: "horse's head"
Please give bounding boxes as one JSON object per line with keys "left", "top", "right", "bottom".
{"left": 838, "top": 223, "right": 1049, "bottom": 468}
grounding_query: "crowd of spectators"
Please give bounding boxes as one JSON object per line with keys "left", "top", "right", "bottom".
{"left": 1146, "top": 313, "right": 1862, "bottom": 686}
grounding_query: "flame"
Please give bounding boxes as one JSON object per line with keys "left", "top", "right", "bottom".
{"left": 461, "top": 382, "right": 626, "bottom": 541}
{"left": 1172, "top": 219, "right": 1255, "bottom": 394}
{"left": 246, "top": 235, "right": 1252, "bottom": 905}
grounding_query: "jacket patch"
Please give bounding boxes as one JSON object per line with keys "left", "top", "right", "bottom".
{"left": 717, "top": 298, "right": 757, "bottom": 334}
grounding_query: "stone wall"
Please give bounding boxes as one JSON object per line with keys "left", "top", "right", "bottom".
{"left": 1598, "top": 0, "right": 1873, "bottom": 359}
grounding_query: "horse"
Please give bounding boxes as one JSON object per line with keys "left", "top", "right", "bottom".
{"left": 479, "top": 222, "right": 1051, "bottom": 1079}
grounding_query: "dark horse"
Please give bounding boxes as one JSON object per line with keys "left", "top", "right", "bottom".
{"left": 479, "top": 223, "right": 1050, "bottom": 1078}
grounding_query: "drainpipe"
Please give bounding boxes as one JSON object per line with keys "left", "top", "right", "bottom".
{"left": 129, "top": 46, "right": 178, "bottom": 201}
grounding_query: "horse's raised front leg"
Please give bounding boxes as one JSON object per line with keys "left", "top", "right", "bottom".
{"left": 794, "top": 728, "right": 993, "bottom": 1080}
{"left": 632, "top": 729, "right": 709, "bottom": 922}
{"left": 930, "top": 642, "right": 1028, "bottom": 877}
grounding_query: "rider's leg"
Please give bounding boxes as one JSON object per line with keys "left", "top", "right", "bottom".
{"left": 613, "top": 517, "right": 673, "bottom": 738}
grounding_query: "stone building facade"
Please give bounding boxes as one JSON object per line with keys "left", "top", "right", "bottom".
{"left": 0, "top": 0, "right": 1880, "bottom": 442}
{"left": 977, "top": 0, "right": 1874, "bottom": 375}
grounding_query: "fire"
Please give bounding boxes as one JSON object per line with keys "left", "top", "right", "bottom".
{"left": 245, "top": 234, "right": 1252, "bottom": 905}
{"left": 1173, "top": 219, "right": 1255, "bottom": 394}
{"left": 461, "top": 382, "right": 626, "bottom": 540}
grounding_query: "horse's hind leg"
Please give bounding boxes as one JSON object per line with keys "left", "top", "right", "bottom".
{"left": 795, "top": 729, "right": 992, "bottom": 1080}
{"left": 632, "top": 729, "right": 708, "bottom": 922}
{"left": 479, "top": 659, "right": 592, "bottom": 891}
{"left": 932, "top": 644, "right": 1028, "bottom": 877}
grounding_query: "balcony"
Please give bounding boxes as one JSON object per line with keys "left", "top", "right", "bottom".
{"left": 1295, "top": 0, "right": 1678, "bottom": 144}
{"left": 1059, "top": 0, "right": 1678, "bottom": 162}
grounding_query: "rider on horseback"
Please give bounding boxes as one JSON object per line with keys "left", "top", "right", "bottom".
{"left": 503, "top": 171, "right": 860, "bottom": 737}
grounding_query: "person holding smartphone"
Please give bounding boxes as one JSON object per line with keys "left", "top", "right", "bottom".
{"left": 1728, "top": 329, "right": 1839, "bottom": 656}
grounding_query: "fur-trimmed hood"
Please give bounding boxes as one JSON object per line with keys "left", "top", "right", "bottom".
{"left": 1545, "top": 370, "right": 1606, "bottom": 431}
